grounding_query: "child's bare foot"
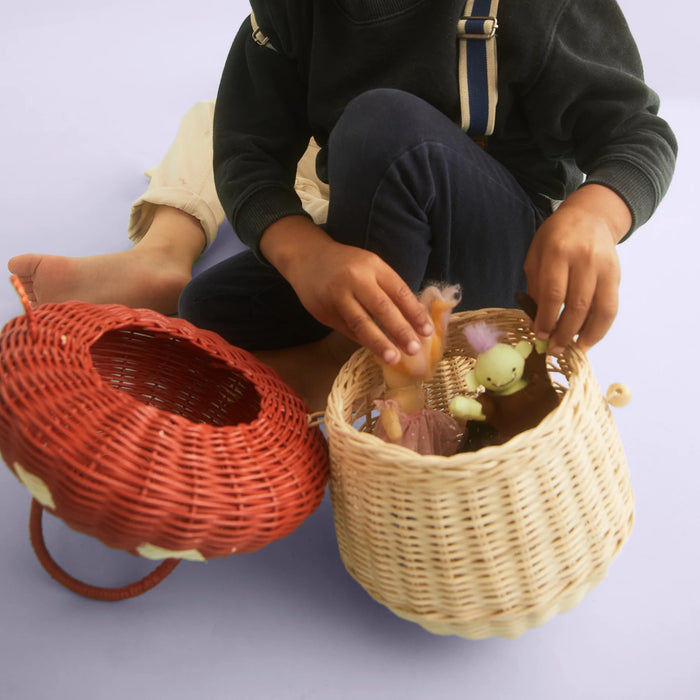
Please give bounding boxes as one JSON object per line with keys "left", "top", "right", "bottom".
{"left": 8, "top": 249, "right": 192, "bottom": 315}
{"left": 254, "top": 332, "right": 359, "bottom": 413}
{"left": 7, "top": 206, "right": 206, "bottom": 315}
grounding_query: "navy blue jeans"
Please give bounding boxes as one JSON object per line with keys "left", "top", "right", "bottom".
{"left": 179, "top": 89, "right": 545, "bottom": 350}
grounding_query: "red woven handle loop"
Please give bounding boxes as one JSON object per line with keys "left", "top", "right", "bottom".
{"left": 9, "top": 275, "right": 38, "bottom": 340}
{"left": 29, "top": 500, "right": 180, "bottom": 601}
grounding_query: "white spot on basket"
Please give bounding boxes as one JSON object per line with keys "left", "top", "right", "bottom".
{"left": 136, "top": 543, "right": 206, "bottom": 562}
{"left": 13, "top": 463, "right": 56, "bottom": 510}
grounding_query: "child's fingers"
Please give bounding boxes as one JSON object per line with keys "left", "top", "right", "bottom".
{"left": 354, "top": 284, "right": 424, "bottom": 361}
{"left": 575, "top": 275, "right": 620, "bottom": 352}
{"left": 548, "top": 268, "right": 597, "bottom": 353}
{"left": 380, "top": 268, "right": 435, "bottom": 338}
{"left": 335, "top": 295, "right": 402, "bottom": 365}
{"left": 389, "top": 279, "right": 435, "bottom": 338}
{"left": 530, "top": 257, "right": 568, "bottom": 344}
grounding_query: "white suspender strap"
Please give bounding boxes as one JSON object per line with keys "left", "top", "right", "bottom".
{"left": 457, "top": 0, "right": 499, "bottom": 136}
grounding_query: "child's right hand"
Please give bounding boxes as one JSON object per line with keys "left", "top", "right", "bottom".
{"left": 260, "top": 216, "right": 434, "bottom": 365}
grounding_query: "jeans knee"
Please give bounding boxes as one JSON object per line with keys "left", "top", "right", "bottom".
{"left": 329, "top": 89, "right": 446, "bottom": 170}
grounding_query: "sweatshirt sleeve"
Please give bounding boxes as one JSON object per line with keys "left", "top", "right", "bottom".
{"left": 212, "top": 10, "right": 313, "bottom": 256}
{"left": 521, "top": 0, "right": 677, "bottom": 237}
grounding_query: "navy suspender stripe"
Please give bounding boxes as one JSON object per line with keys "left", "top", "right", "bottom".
{"left": 458, "top": 0, "right": 499, "bottom": 136}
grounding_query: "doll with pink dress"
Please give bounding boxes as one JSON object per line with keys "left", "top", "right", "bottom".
{"left": 372, "top": 284, "right": 462, "bottom": 456}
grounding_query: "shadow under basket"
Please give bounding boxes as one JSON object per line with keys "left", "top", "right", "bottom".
{"left": 324, "top": 308, "right": 634, "bottom": 639}
{"left": 0, "top": 278, "right": 329, "bottom": 600}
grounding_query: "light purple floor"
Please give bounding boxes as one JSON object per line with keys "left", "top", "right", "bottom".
{"left": 1, "top": 2, "right": 698, "bottom": 699}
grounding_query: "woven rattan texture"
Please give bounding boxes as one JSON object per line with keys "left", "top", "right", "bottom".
{"left": 0, "top": 298, "right": 329, "bottom": 561}
{"left": 325, "top": 308, "right": 634, "bottom": 639}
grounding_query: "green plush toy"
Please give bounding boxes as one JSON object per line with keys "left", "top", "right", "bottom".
{"left": 449, "top": 320, "right": 560, "bottom": 451}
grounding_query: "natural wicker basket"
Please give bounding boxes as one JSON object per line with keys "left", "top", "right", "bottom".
{"left": 0, "top": 277, "right": 329, "bottom": 600}
{"left": 325, "top": 307, "right": 634, "bottom": 639}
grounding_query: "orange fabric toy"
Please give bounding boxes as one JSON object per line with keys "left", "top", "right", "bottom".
{"left": 372, "top": 284, "right": 462, "bottom": 455}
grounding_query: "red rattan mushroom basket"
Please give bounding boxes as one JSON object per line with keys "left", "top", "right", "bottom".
{"left": 0, "top": 277, "right": 329, "bottom": 599}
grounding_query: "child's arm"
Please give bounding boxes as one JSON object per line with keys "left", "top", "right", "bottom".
{"left": 259, "top": 215, "right": 434, "bottom": 365}
{"left": 514, "top": 1, "right": 676, "bottom": 354}
{"left": 524, "top": 184, "right": 631, "bottom": 354}
{"left": 214, "top": 14, "right": 433, "bottom": 364}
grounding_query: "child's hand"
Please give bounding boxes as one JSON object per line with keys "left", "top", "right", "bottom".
{"left": 524, "top": 184, "right": 630, "bottom": 354}
{"left": 291, "top": 239, "right": 434, "bottom": 364}
{"left": 260, "top": 216, "right": 434, "bottom": 364}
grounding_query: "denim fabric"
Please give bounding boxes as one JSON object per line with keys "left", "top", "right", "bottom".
{"left": 179, "top": 89, "right": 544, "bottom": 350}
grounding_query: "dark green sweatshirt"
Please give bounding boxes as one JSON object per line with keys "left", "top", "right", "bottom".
{"left": 213, "top": 0, "right": 677, "bottom": 254}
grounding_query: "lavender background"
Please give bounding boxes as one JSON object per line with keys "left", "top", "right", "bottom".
{"left": 1, "top": 2, "right": 698, "bottom": 698}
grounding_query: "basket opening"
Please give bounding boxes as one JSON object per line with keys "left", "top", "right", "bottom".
{"left": 89, "top": 327, "right": 261, "bottom": 426}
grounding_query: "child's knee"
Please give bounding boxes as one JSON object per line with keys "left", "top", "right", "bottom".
{"left": 330, "top": 89, "right": 435, "bottom": 159}
{"left": 328, "top": 88, "right": 466, "bottom": 184}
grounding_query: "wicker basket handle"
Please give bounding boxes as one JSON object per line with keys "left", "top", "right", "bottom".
{"left": 29, "top": 500, "right": 180, "bottom": 601}
{"left": 10, "top": 275, "right": 38, "bottom": 340}
{"left": 307, "top": 411, "right": 325, "bottom": 428}
{"left": 606, "top": 383, "right": 632, "bottom": 408}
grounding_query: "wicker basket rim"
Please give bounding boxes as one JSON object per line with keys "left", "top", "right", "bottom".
{"left": 324, "top": 310, "right": 595, "bottom": 474}
{"left": 14, "top": 300, "right": 310, "bottom": 433}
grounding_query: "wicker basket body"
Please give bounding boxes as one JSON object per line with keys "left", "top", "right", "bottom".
{"left": 325, "top": 308, "right": 634, "bottom": 639}
{"left": 0, "top": 297, "right": 329, "bottom": 571}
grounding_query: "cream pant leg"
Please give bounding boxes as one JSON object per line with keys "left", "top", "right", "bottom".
{"left": 128, "top": 100, "right": 329, "bottom": 248}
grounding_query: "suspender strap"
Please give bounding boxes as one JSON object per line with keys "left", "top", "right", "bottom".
{"left": 252, "top": 5, "right": 499, "bottom": 136}
{"left": 457, "top": 0, "right": 499, "bottom": 136}
{"left": 250, "top": 11, "right": 277, "bottom": 52}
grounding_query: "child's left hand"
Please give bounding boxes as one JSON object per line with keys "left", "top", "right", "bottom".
{"left": 524, "top": 184, "right": 630, "bottom": 354}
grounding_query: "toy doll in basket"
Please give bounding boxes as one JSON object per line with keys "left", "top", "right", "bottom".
{"left": 449, "top": 313, "right": 561, "bottom": 452}
{"left": 372, "top": 284, "right": 462, "bottom": 456}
